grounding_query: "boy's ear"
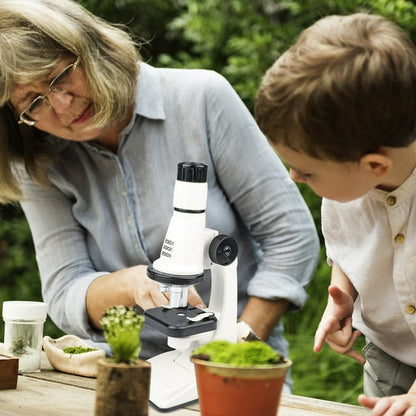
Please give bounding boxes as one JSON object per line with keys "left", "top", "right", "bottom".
{"left": 360, "top": 153, "right": 392, "bottom": 178}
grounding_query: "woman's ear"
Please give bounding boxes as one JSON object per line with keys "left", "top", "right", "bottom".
{"left": 360, "top": 153, "right": 393, "bottom": 178}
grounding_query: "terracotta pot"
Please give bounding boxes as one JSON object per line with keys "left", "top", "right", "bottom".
{"left": 95, "top": 358, "right": 151, "bottom": 416}
{"left": 192, "top": 357, "right": 291, "bottom": 416}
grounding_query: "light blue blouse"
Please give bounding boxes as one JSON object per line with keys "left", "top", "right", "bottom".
{"left": 18, "top": 63, "right": 319, "bottom": 361}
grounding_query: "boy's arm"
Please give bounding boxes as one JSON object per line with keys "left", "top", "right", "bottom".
{"left": 330, "top": 262, "right": 358, "bottom": 298}
{"left": 314, "top": 263, "right": 365, "bottom": 363}
{"left": 358, "top": 379, "right": 416, "bottom": 415}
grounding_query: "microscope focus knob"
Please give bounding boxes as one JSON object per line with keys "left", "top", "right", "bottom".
{"left": 209, "top": 234, "right": 238, "bottom": 265}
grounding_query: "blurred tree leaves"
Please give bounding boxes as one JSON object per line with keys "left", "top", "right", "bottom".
{"left": 0, "top": 205, "right": 38, "bottom": 301}
{"left": 78, "top": 0, "right": 188, "bottom": 63}
{"left": 1, "top": 1, "right": 416, "bottom": 400}
{"left": 0, "top": 204, "right": 63, "bottom": 339}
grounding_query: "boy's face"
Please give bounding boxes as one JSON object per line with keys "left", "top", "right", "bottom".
{"left": 275, "top": 143, "right": 378, "bottom": 202}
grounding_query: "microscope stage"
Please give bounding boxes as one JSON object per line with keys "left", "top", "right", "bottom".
{"left": 144, "top": 305, "right": 217, "bottom": 337}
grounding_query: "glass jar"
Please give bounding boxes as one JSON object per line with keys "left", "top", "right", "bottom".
{"left": 2, "top": 301, "right": 47, "bottom": 373}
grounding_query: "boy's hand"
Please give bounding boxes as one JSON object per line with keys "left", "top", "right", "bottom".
{"left": 314, "top": 316, "right": 365, "bottom": 363}
{"left": 358, "top": 393, "right": 416, "bottom": 416}
{"left": 314, "top": 285, "right": 365, "bottom": 364}
{"left": 359, "top": 380, "right": 416, "bottom": 416}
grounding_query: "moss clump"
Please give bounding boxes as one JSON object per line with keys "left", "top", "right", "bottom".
{"left": 192, "top": 340, "right": 285, "bottom": 366}
{"left": 63, "top": 346, "right": 98, "bottom": 354}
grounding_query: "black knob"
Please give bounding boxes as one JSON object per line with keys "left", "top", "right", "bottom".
{"left": 209, "top": 234, "right": 238, "bottom": 265}
{"left": 177, "top": 162, "right": 207, "bottom": 183}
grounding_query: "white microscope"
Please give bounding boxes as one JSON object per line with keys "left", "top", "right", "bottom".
{"left": 144, "top": 162, "right": 239, "bottom": 411}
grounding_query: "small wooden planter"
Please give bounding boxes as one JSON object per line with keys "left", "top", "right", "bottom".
{"left": 0, "top": 354, "right": 19, "bottom": 390}
{"left": 95, "top": 358, "right": 151, "bottom": 416}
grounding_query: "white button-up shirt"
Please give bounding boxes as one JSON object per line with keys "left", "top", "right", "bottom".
{"left": 322, "top": 168, "right": 416, "bottom": 366}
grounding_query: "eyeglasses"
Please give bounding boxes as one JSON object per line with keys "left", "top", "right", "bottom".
{"left": 18, "top": 56, "right": 80, "bottom": 126}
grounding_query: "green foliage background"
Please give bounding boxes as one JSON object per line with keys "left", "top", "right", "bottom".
{"left": 2, "top": 0, "right": 416, "bottom": 405}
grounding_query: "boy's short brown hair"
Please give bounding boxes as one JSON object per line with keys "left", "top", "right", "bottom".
{"left": 255, "top": 13, "right": 416, "bottom": 161}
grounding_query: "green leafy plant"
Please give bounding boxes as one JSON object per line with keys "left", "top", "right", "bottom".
{"left": 99, "top": 305, "right": 144, "bottom": 364}
{"left": 192, "top": 340, "right": 285, "bottom": 366}
{"left": 63, "top": 346, "right": 98, "bottom": 354}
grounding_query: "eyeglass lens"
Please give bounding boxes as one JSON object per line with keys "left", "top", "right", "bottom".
{"left": 22, "top": 61, "right": 78, "bottom": 124}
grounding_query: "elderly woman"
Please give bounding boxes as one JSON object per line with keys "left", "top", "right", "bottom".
{"left": 0, "top": 0, "right": 319, "bottom": 391}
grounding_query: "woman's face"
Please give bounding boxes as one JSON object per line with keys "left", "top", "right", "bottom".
{"left": 9, "top": 56, "right": 107, "bottom": 142}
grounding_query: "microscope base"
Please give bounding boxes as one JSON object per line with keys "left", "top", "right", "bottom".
{"left": 148, "top": 349, "right": 198, "bottom": 411}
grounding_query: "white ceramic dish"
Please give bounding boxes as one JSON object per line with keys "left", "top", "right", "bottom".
{"left": 42, "top": 334, "right": 105, "bottom": 378}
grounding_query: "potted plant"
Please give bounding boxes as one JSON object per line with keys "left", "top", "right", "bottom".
{"left": 191, "top": 339, "right": 291, "bottom": 416}
{"left": 94, "top": 305, "right": 150, "bottom": 416}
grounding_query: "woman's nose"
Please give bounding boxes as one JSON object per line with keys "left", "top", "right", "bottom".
{"left": 47, "top": 91, "right": 73, "bottom": 113}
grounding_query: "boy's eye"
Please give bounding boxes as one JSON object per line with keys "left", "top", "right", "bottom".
{"left": 290, "top": 167, "right": 312, "bottom": 180}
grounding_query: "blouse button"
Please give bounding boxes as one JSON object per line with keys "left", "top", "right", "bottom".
{"left": 394, "top": 234, "right": 405, "bottom": 243}
{"left": 386, "top": 196, "right": 396, "bottom": 205}
{"left": 406, "top": 304, "right": 416, "bottom": 315}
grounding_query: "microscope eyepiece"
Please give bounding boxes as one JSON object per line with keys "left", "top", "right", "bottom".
{"left": 177, "top": 162, "right": 207, "bottom": 183}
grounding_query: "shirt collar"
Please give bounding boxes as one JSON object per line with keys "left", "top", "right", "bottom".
{"left": 134, "top": 62, "right": 166, "bottom": 121}
{"left": 370, "top": 164, "right": 416, "bottom": 203}
{"left": 110, "top": 62, "right": 166, "bottom": 140}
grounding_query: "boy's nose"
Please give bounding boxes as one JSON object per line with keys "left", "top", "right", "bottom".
{"left": 289, "top": 168, "right": 305, "bottom": 183}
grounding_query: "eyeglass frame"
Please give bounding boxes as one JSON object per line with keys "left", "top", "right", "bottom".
{"left": 18, "top": 56, "right": 81, "bottom": 127}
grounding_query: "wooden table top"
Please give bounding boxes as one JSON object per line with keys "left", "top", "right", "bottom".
{"left": 0, "top": 347, "right": 370, "bottom": 416}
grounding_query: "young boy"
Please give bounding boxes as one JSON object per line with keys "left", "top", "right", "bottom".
{"left": 255, "top": 13, "right": 416, "bottom": 416}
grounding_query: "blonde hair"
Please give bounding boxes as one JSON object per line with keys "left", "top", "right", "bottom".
{"left": 0, "top": 0, "right": 140, "bottom": 202}
{"left": 255, "top": 13, "right": 416, "bottom": 161}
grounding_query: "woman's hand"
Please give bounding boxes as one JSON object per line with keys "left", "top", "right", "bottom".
{"left": 130, "top": 265, "right": 206, "bottom": 310}
{"left": 130, "top": 265, "right": 170, "bottom": 310}
{"left": 86, "top": 264, "right": 205, "bottom": 329}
